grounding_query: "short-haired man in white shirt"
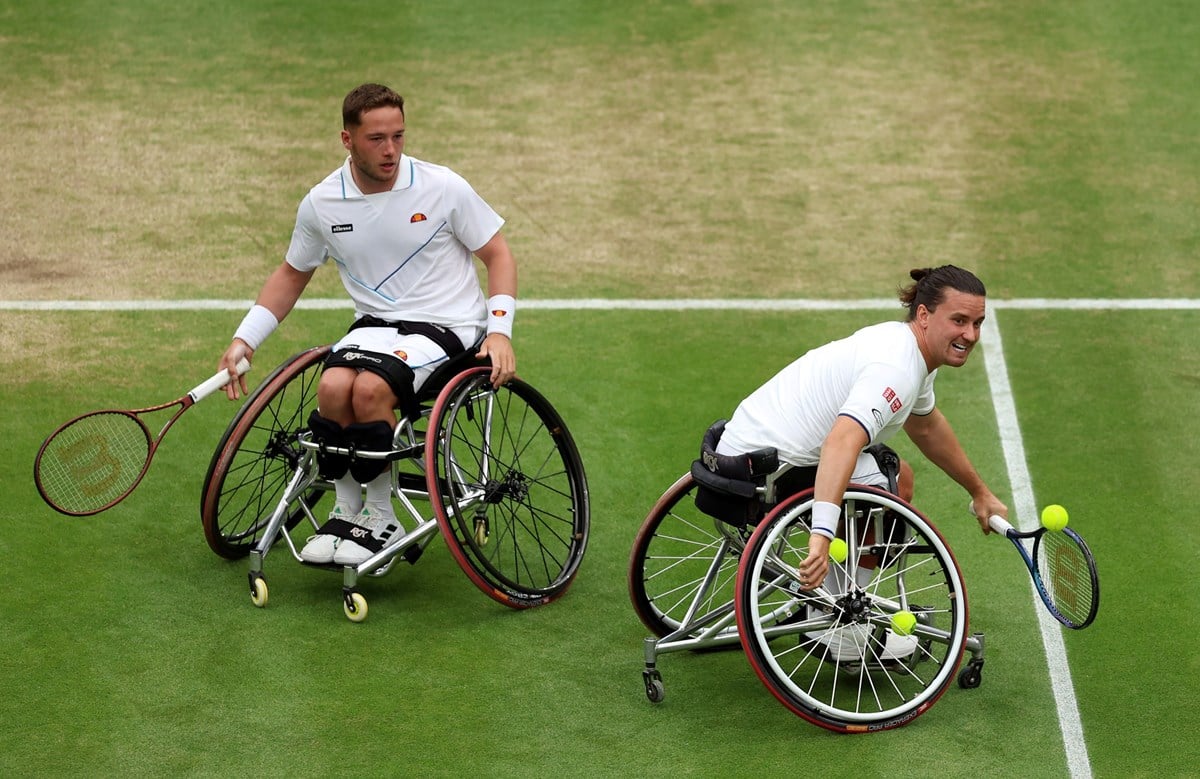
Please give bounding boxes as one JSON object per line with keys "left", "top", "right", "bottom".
{"left": 716, "top": 266, "right": 1008, "bottom": 593}
{"left": 218, "top": 83, "right": 517, "bottom": 567}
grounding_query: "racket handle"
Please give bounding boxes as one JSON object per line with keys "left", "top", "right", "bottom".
{"left": 968, "top": 500, "right": 1014, "bottom": 535}
{"left": 189, "top": 358, "right": 252, "bottom": 402}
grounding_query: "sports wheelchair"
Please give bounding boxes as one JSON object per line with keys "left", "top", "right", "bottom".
{"left": 628, "top": 421, "right": 985, "bottom": 733}
{"left": 199, "top": 340, "right": 590, "bottom": 622}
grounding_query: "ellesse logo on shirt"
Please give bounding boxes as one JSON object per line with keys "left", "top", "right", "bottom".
{"left": 331, "top": 224, "right": 353, "bottom": 233}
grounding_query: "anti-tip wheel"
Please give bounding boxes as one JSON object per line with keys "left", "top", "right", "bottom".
{"left": 249, "top": 575, "right": 269, "bottom": 608}
{"left": 344, "top": 591, "right": 368, "bottom": 623}
{"left": 643, "top": 670, "right": 665, "bottom": 703}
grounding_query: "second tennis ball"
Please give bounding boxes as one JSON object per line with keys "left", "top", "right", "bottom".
{"left": 891, "top": 610, "right": 917, "bottom": 636}
{"left": 828, "top": 537, "right": 848, "bottom": 563}
{"left": 1041, "top": 504, "right": 1069, "bottom": 531}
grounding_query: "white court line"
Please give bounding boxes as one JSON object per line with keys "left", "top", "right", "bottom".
{"left": 981, "top": 307, "right": 1092, "bottom": 779}
{"left": 1, "top": 297, "right": 1198, "bottom": 311}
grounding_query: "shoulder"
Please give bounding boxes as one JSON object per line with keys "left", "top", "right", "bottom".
{"left": 303, "top": 163, "right": 353, "bottom": 204}
{"left": 849, "top": 321, "right": 919, "bottom": 359}
{"left": 848, "top": 323, "right": 924, "bottom": 384}
{"left": 852, "top": 320, "right": 909, "bottom": 342}
{"left": 409, "top": 156, "right": 477, "bottom": 193}
{"left": 409, "top": 156, "right": 457, "bottom": 181}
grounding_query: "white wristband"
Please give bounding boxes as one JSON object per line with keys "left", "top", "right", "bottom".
{"left": 811, "top": 501, "right": 841, "bottom": 540}
{"left": 233, "top": 304, "right": 278, "bottom": 350}
{"left": 486, "top": 294, "right": 515, "bottom": 338}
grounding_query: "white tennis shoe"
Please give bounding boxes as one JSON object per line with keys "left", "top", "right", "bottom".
{"left": 332, "top": 507, "right": 403, "bottom": 566}
{"left": 807, "top": 624, "right": 919, "bottom": 662}
{"left": 300, "top": 505, "right": 352, "bottom": 564}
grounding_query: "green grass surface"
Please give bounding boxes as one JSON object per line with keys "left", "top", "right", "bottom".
{"left": 3, "top": 0, "right": 1199, "bottom": 776}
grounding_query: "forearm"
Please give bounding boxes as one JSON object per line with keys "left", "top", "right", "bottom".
{"left": 906, "top": 411, "right": 988, "bottom": 496}
{"left": 228, "top": 262, "right": 312, "bottom": 369}
{"left": 254, "top": 262, "right": 314, "bottom": 322}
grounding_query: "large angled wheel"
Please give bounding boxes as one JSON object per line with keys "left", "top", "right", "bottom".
{"left": 201, "top": 346, "right": 329, "bottom": 559}
{"left": 735, "top": 486, "right": 969, "bottom": 733}
{"left": 426, "top": 368, "right": 590, "bottom": 608}
{"left": 628, "top": 473, "right": 748, "bottom": 639}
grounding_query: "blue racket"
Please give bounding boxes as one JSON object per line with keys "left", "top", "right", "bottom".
{"left": 974, "top": 507, "right": 1099, "bottom": 629}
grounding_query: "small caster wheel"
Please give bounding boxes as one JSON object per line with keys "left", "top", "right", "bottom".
{"left": 958, "top": 662, "right": 983, "bottom": 689}
{"left": 249, "top": 574, "right": 269, "bottom": 608}
{"left": 643, "top": 669, "right": 665, "bottom": 703}
{"left": 344, "top": 591, "right": 368, "bottom": 623}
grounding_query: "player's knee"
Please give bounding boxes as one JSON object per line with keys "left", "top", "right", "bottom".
{"left": 322, "top": 347, "right": 416, "bottom": 421}
{"left": 319, "top": 366, "right": 357, "bottom": 394}
{"left": 317, "top": 368, "right": 357, "bottom": 421}
{"left": 350, "top": 372, "right": 399, "bottom": 418}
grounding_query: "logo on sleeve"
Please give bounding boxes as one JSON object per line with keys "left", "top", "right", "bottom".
{"left": 883, "top": 387, "right": 903, "bottom": 413}
{"left": 331, "top": 224, "right": 353, "bottom": 233}
{"left": 410, "top": 213, "right": 427, "bottom": 223}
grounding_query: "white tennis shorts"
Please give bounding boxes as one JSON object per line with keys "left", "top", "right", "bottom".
{"left": 330, "top": 325, "right": 479, "bottom": 391}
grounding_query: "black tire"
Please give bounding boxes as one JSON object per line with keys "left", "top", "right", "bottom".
{"left": 426, "top": 368, "right": 589, "bottom": 608}
{"left": 200, "top": 346, "right": 329, "bottom": 559}
{"left": 735, "top": 486, "right": 969, "bottom": 733}
{"left": 628, "top": 473, "right": 748, "bottom": 639}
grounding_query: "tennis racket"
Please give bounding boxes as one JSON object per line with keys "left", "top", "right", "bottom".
{"left": 971, "top": 503, "right": 1100, "bottom": 629}
{"left": 34, "top": 358, "right": 251, "bottom": 517}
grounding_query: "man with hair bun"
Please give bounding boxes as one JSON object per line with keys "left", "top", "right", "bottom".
{"left": 715, "top": 265, "right": 1007, "bottom": 596}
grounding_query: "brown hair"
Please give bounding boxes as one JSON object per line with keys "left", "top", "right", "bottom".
{"left": 898, "top": 265, "right": 986, "bottom": 321}
{"left": 342, "top": 83, "right": 405, "bottom": 128}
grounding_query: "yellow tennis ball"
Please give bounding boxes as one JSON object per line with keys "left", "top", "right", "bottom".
{"left": 1041, "top": 504, "right": 1069, "bottom": 531}
{"left": 828, "top": 537, "right": 848, "bottom": 564}
{"left": 891, "top": 610, "right": 917, "bottom": 636}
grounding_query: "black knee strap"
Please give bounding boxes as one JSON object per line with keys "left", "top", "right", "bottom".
{"left": 346, "top": 421, "right": 395, "bottom": 483}
{"left": 307, "top": 411, "right": 350, "bottom": 480}
{"left": 323, "top": 348, "right": 420, "bottom": 421}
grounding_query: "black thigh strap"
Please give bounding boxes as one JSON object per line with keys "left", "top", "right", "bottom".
{"left": 349, "top": 315, "right": 467, "bottom": 359}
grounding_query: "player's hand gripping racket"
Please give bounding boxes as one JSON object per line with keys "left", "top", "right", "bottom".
{"left": 971, "top": 502, "right": 1100, "bottom": 629}
{"left": 34, "top": 359, "right": 251, "bottom": 516}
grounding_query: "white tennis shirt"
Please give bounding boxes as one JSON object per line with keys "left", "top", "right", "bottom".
{"left": 285, "top": 154, "right": 505, "bottom": 328}
{"left": 717, "top": 321, "right": 937, "bottom": 466}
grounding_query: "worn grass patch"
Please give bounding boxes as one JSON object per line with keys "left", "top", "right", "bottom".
{"left": 5, "top": 1, "right": 1194, "bottom": 303}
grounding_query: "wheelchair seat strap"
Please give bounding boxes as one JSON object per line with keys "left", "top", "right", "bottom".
{"left": 348, "top": 315, "right": 467, "bottom": 359}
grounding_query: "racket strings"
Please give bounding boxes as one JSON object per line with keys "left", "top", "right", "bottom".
{"left": 1036, "top": 531, "right": 1096, "bottom": 626}
{"left": 37, "top": 412, "right": 151, "bottom": 513}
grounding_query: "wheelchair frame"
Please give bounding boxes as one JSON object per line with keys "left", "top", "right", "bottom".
{"left": 200, "top": 343, "right": 590, "bottom": 622}
{"left": 629, "top": 465, "right": 986, "bottom": 733}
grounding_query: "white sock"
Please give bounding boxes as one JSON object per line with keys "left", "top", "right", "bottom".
{"left": 333, "top": 478, "right": 363, "bottom": 515}
{"left": 363, "top": 472, "right": 400, "bottom": 527}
